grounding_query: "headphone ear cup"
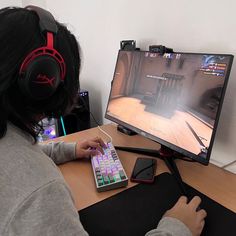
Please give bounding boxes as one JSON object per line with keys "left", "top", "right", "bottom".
{"left": 19, "top": 56, "right": 61, "bottom": 100}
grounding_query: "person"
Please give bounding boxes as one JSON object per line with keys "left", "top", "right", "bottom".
{"left": 0, "top": 6, "right": 207, "bottom": 236}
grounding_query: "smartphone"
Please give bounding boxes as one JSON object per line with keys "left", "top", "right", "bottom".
{"left": 131, "top": 157, "right": 157, "bottom": 183}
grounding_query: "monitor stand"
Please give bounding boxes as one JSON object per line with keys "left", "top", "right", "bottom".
{"left": 115, "top": 145, "right": 189, "bottom": 197}
{"left": 117, "top": 125, "right": 137, "bottom": 136}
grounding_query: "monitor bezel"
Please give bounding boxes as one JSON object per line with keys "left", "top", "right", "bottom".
{"left": 105, "top": 50, "right": 234, "bottom": 165}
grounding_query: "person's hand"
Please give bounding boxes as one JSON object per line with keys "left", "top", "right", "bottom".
{"left": 75, "top": 137, "right": 106, "bottom": 159}
{"left": 164, "top": 196, "right": 207, "bottom": 236}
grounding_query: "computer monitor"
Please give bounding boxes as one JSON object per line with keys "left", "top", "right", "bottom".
{"left": 105, "top": 50, "right": 234, "bottom": 165}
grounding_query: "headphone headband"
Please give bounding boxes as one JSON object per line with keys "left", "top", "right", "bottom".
{"left": 25, "top": 5, "right": 57, "bottom": 34}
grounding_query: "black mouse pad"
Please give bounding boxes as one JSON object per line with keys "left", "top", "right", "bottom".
{"left": 79, "top": 172, "right": 236, "bottom": 236}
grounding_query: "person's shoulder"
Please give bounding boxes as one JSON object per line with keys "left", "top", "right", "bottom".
{"left": 0, "top": 135, "right": 63, "bottom": 195}
{"left": 3, "top": 179, "right": 87, "bottom": 236}
{"left": 0, "top": 125, "right": 64, "bottom": 222}
{"left": 0, "top": 125, "right": 61, "bottom": 179}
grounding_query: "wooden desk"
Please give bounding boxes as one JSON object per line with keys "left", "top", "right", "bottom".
{"left": 55, "top": 123, "right": 236, "bottom": 213}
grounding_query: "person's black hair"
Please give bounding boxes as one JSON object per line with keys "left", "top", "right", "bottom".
{"left": 0, "top": 7, "right": 81, "bottom": 141}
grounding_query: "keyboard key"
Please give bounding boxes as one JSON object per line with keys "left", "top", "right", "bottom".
{"left": 97, "top": 175, "right": 102, "bottom": 180}
{"left": 119, "top": 170, "right": 126, "bottom": 180}
{"left": 114, "top": 174, "right": 121, "bottom": 181}
{"left": 108, "top": 174, "right": 114, "bottom": 183}
{"left": 103, "top": 176, "right": 109, "bottom": 184}
{"left": 97, "top": 180, "right": 103, "bottom": 186}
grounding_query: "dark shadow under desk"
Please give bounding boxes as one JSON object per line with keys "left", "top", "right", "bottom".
{"left": 79, "top": 172, "right": 236, "bottom": 236}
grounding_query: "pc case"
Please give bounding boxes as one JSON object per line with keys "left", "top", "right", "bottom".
{"left": 57, "top": 89, "right": 91, "bottom": 136}
{"left": 38, "top": 89, "right": 91, "bottom": 141}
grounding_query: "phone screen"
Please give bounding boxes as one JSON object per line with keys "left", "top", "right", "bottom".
{"left": 131, "top": 157, "right": 157, "bottom": 183}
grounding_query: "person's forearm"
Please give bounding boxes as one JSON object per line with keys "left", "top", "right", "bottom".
{"left": 145, "top": 217, "right": 192, "bottom": 236}
{"left": 39, "top": 142, "right": 77, "bottom": 164}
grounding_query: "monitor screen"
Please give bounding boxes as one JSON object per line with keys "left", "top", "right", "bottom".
{"left": 105, "top": 50, "right": 234, "bottom": 164}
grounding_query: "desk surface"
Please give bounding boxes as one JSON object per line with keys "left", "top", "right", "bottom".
{"left": 55, "top": 124, "right": 236, "bottom": 213}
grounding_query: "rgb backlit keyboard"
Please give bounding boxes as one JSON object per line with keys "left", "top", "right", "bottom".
{"left": 91, "top": 142, "right": 128, "bottom": 192}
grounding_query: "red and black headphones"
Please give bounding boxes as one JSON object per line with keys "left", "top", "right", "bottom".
{"left": 19, "top": 5, "right": 66, "bottom": 100}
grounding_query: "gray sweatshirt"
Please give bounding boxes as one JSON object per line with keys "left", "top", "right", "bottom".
{"left": 0, "top": 124, "right": 191, "bottom": 236}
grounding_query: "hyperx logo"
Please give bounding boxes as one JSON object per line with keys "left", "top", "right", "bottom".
{"left": 34, "top": 74, "right": 55, "bottom": 87}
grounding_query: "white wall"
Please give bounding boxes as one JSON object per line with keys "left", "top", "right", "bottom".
{"left": 0, "top": 1, "right": 46, "bottom": 10}
{"left": 0, "top": 0, "right": 22, "bottom": 7}
{"left": 22, "top": 0, "right": 46, "bottom": 8}
{"left": 2, "top": 0, "right": 236, "bottom": 170}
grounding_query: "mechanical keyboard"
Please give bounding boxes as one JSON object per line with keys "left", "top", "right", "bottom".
{"left": 91, "top": 142, "right": 128, "bottom": 192}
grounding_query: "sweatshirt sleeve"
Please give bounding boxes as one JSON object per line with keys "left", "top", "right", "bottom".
{"left": 5, "top": 180, "right": 88, "bottom": 236}
{"left": 39, "top": 142, "right": 77, "bottom": 164}
{"left": 145, "top": 217, "right": 192, "bottom": 236}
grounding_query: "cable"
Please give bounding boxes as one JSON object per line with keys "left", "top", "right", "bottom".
{"left": 221, "top": 160, "right": 236, "bottom": 169}
{"left": 98, "top": 125, "right": 113, "bottom": 143}
{"left": 60, "top": 116, "right": 67, "bottom": 136}
{"left": 79, "top": 94, "right": 101, "bottom": 126}
{"left": 78, "top": 91, "right": 113, "bottom": 143}
{"left": 90, "top": 111, "right": 100, "bottom": 126}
